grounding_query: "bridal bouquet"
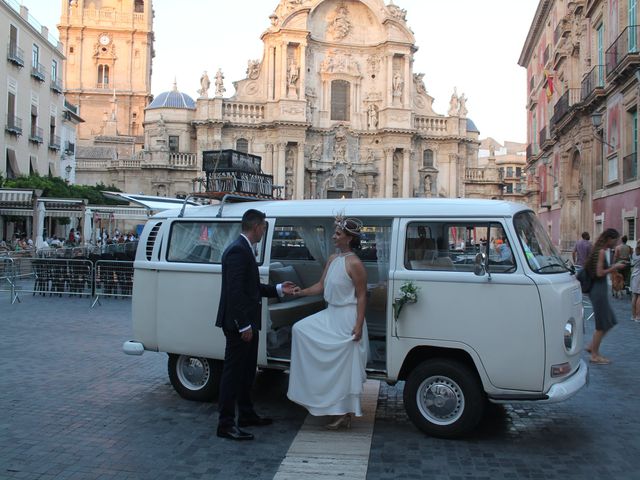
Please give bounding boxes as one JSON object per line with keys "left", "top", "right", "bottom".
{"left": 393, "top": 281, "right": 420, "bottom": 320}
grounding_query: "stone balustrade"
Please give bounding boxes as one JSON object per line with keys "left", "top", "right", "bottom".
{"left": 465, "top": 167, "right": 503, "bottom": 183}
{"left": 223, "top": 102, "right": 265, "bottom": 124}
{"left": 414, "top": 115, "right": 448, "bottom": 134}
{"left": 169, "top": 153, "right": 197, "bottom": 167}
{"left": 76, "top": 160, "right": 107, "bottom": 169}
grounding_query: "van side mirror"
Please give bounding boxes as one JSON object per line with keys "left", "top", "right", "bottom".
{"left": 474, "top": 253, "right": 487, "bottom": 276}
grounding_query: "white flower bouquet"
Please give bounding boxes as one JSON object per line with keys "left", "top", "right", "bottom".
{"left": 393, "top": 281, "right": 419, "bottom": 320}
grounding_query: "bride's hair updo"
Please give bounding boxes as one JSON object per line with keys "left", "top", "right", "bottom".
{"left": 335, "top": 214, "right": 363, "bottom": 250}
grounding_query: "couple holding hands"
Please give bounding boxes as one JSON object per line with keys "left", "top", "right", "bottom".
{"left": 215, "top": 209, "right": 368, "bottom": 440}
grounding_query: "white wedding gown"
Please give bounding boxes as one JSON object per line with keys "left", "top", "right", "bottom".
{"left": 287, "top": 254, "right": 369, "bottom": 416}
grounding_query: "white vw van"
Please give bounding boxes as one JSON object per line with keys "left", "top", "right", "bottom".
{"left": 124, "top": 198, "right": 587, "bottom": 438}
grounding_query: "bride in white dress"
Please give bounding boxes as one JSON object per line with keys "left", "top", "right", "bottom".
{"left": 287, "top": 216, "right": 369, "bottom": 429}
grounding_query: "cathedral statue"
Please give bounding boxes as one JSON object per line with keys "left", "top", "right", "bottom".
{"left": 367, "top": 104, "right": 379, "bottom": 129}
{"left": 198, "top": 71, "right": 210, "bottom": 98}
{"left": 458, "top": 93, "right": 468, "bottom": 117}
{"left": 287, "top": 59, "right": 299, "bottom": 86}
{"left": 448, "top": 87, "right": 459, "bottom": 116}
{"left": 393, "top": 72, "right": 403, "bottom": 97}
{"left": 214, "top": 69, "right": 225, "bottom": 97}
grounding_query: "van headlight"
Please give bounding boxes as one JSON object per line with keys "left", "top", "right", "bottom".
{"left": 564, "top": 319, "right": 575, "bottom": 351}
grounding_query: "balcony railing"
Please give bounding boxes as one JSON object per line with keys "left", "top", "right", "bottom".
{"left": 550, "top": 88, "right": 581, "bottom": 129}
{"left": 29, "top": 126, "right": 44, "bottom": 144}
{"left": 50, "top": 79, "right": 63, "bottom": 94}
{"left": 6, "top": 44, "right": 24, "bottom": 67}
{"left": 48, "top": 135, "right": 61, "bottom": 151}
{"left": 539, "top": 126, "right": 548, "bottom": 147}
{"left": 623, "top": 152, "right": 637, "bottom": 183}
{"left": 64, "top": 100, "right": 78, "bottom": 114}
{"left": 526, "top": 144, "right": 533, "bottom": 161}
{"left": 581, "top": 64, "right": 605, "bottom": 100}
{"left": 97, "top": 82, "right": 110, "bottom": 89}
{"left": 605, "top": 25, "right": 640, "bottom": 76}
{"left": 30, "top": 63, "right": 46, "bottom": 82}
{"left": 64, "top": 141, "right": 75, "bottom": 155}
{"left": 5, "top": 115, "right": 22, "bottom": 135}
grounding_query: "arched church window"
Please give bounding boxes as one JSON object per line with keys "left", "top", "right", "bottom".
{"left": 423, "top": 149, "right": 434, "bottom": 168}
{"left": 97, "top": 64, "right": 109, "bottom": 88}
{"left": 331, "top": 80, "right": 350, "bottom": 121}
{"left": 134, "top": 0, "right": 144, "bottom": 13}
{"left": 236, "top": 138, "right": 249, "bottom": 153}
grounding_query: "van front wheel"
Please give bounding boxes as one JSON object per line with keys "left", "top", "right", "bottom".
{"left": 403, "top": 359, "right": 484, "bottom": 439}
{"left": 168, "top": 354, "right": 222, "bottom": 402}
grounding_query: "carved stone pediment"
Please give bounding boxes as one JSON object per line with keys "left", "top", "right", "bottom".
{"left": 327, "top": 3, "right": 352, "bottom": 41}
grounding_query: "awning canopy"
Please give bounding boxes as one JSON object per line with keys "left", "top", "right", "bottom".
{"left": 0, "top": 189, "right": 35, "bottom": 206}
{"left": 102, "top": 192, "right": 199, "bottom": 211}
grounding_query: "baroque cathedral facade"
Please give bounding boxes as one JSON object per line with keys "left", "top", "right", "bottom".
{"left": 70, "top": 0, "right": 498, "bottom": 200}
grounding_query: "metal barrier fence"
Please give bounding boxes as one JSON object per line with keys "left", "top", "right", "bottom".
{"left": 1, "top": 257, "right": 19, "bottom": 304}
{"left": 2, "top": 257, "right": 134, "bottom": 306}
{"left": 92, "top": 260, "right": 134, "bottom": 307}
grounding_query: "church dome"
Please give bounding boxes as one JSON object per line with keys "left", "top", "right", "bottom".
{"left": 147, "top": 81, "right": 196, "bottom": 110}
{"left": 466, "top": 118, "right": 480, "bottom": 133}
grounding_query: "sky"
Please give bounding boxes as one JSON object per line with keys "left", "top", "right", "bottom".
{"left": 22, "top": 0, "right": 539, "bottom": 144}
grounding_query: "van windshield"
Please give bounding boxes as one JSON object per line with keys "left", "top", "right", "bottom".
{"left": 514, "top": 211, "right": 569, "bottom": 274}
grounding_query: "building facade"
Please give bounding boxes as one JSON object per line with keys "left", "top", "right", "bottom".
{"left": 520, "top": 0, "right": 639, "bottom": 252}
{"left": 1, "top": 0, "right": 66, "bottom": 180}
{"left": 58, "top": 0, "right": 153, "bottom": 142}
{"left": 74, "top": 0, "right": 498, "bottom": 201}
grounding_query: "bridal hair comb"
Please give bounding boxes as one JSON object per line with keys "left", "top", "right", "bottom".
{"left": 334, "top": 213, "right": 363, "bottom": 237}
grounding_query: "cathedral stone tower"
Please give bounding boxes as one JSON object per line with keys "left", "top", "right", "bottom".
{"left": 58, "top": 0, "right": 154, "bottom": 142}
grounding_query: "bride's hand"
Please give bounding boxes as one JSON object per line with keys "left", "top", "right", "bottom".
{"left": 352, "top": 325, "right": 362, "bottom": 341}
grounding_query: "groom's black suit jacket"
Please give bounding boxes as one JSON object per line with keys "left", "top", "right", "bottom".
{"left": 215, "top": 236, "right": 277, "bottom": 332}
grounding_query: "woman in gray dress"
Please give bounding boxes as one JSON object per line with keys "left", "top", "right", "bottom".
{"left": 585, "top": 228, "right": 626, "bottom": 364}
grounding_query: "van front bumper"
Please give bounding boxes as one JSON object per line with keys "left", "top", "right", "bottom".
{"left": 123, "top": 341, "right": 145, "bottom": 355}
{"left": 544, "top": 359, "right": 588, "bottom": 403}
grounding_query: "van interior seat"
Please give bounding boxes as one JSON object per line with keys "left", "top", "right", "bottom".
{"left": 268, "top": 264, "right": 325, "bottom": 329}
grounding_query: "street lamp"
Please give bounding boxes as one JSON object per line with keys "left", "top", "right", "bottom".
{"left": 590, "top": 112, "right": 616, "bottom": 149}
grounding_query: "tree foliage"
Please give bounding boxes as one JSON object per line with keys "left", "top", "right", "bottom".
{"left": 0, "top": 174, "right": 126, "bottom": 205}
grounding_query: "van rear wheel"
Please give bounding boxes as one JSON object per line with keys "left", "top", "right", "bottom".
{"left": 403, "top": 359, "right": 484, "bottom": 439}
{"left": 168, "top": 354, "right": 222, "bottom": 402}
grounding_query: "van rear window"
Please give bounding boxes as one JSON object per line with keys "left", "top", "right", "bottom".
{"left": 166, "top": 221, "right": 244, "bottom": 264}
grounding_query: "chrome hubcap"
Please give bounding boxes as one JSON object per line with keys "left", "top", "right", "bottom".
{"left": 176, "top": 356, "right": 210, "bottom": 391}
{"left": 416, "top": 375, "right": 464, "bottom": 426}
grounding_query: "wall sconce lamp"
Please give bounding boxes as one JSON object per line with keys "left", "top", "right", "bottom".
{"left": 590, "top": 112, "right": 616, "bottom": 149}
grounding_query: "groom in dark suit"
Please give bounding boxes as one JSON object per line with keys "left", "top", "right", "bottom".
{"left": 216, "top": 209, "right": 295, "bottom": 441}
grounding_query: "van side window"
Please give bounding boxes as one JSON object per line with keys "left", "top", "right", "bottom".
{"left": 405, "top": 222, "right": 516, "bottom": 273}
{"left": 271, "top": 226, "right": 324, "bottom": 261}
{"left": 167, "top": 221, "right": 243, "bottom": 264}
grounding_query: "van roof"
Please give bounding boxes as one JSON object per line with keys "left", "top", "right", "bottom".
{"left": 155, "top": 198, "right": 530, "bottom": 220}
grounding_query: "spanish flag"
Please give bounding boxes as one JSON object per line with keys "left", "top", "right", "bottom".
{"left": 544, "top": 69, "right": 554, "bottom": 99}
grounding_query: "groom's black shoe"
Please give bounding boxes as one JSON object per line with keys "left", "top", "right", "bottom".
{"left": 238, "top": 415, "right": 273, "bottom": 427}
{"left": 217, "top": 425, "right": 254, "bottom": 441}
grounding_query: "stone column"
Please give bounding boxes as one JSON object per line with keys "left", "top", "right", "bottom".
{"left": 386, "top": 55, "right": 393, "bottom": 106}
{"left": 310, "top": 172, "right": 317, "bottom": 199}
{"left": 276, "top": 143, "right": 287, "bottom": 196}
{"left": 402, "top": 148, "right": 411, "bottom": 197}
{"left": 281, "top": 43, "right": 289, "bottom": 100}
{"left": 384, "top": 148, "right": 394, "bottom": 198}
{"left": 403, "top": 55, "right": 411, "bottom": 108}
{"left": 296, "top": 143, "right": 305, "bottom": 199}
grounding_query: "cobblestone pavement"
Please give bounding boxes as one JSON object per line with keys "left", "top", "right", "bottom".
{"left": 1, "top": 293, "right": 639, "bottom": 479}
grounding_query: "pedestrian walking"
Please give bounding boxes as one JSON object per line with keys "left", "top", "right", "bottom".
{"left": 572, "top": 231, "right": 592, "bottom": 268}
{"left": 585, "top": 228, "right": 627, "bottom": 364}
{"left": 630, "top": 245, "right": 640, "bottom": 322}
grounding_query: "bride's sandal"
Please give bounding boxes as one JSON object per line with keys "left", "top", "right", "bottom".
{"left": 325, "top": 413, "right": 352, "bottom": 430}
